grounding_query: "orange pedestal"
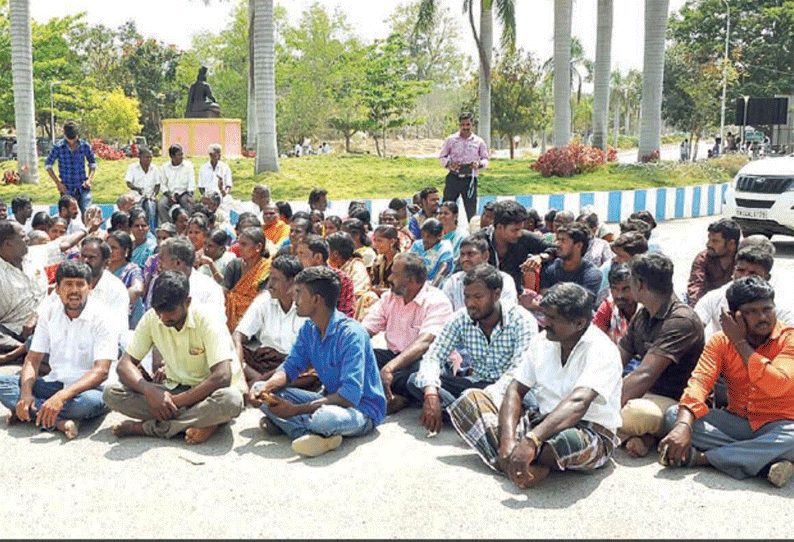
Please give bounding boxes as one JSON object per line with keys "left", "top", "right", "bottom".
{"left": 161, "top": 118, "right": 242, "bottom": 158}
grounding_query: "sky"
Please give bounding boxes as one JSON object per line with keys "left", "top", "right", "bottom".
{"left": 31, "top": 0, "right": 692, "bottom": 74}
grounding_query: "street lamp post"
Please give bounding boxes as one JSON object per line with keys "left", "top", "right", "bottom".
{"left": 719, "top": 0, "right": 730, "bottom": 152}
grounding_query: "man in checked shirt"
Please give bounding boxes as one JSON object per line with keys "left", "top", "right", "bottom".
{"left": 438, "top": 112, "right": 490, "bottom": 223}
{"left": 45, "top": 121, "right": 97, "bottom": 219}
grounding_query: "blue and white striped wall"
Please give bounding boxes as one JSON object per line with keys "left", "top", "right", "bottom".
{"left": 313, "top": 181, "right": 729, "bottom": 225}
{"left": 42, "top": 182, "right": 728, "bottom": 226}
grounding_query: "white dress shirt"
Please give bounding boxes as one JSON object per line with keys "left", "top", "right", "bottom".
{"left": 125, "top": 162, "right": 163, "bottom": 198}
{"left": 198, "top": 160, "right": 232, "bottom": 193}
{"left": 235, "top": 291, "right": 307, "bottom": 354}
{"left": 31, "top": 296, "right": 117, "bottom": 386}
{"left": 513, "top": 325, "right": 623, "bottom": 433}
{"left": 161, "top": 160, "right": 195, "bottom": 195}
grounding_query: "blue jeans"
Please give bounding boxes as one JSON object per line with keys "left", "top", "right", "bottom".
{"left": 261, "top": 387, "right": 374, "bottom": 440}
{"left": 0, "top": 375, "right": 107, "bottom": 422}
{"left": 73, "top": 188, "right": 93, "bottom": 220}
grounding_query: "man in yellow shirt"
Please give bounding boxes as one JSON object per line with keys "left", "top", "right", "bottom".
{"left": 103, "top": 270, "right": 244, "bottom": 444}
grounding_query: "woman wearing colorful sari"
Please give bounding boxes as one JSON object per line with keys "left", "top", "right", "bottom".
{"left": 106, "top": 230, "right": 145, "bottom": 329}
{"left": 409, "top": 218, "right": 454, "bottom": 287}
{"left": 223, "top": 226, "right": 271, "bottom": 332}
{"left": 370, "top": 224, "right": 400, "bottom": 297}
{"left": 439, "top": 201, "right": 464, "bottom": 262}
{"left": 129, "top": 208, "right": 156, "bottom": 267}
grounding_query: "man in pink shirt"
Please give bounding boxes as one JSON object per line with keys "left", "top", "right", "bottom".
{"left": 438, "top": 112, "right": 490, "bottom": 223}
{"left": 363, "top": 252, "right": 452, "bottom": 414}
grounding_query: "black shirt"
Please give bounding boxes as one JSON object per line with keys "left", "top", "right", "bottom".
{"left": 475, "top": 226, "right": 555, "bottom": 293}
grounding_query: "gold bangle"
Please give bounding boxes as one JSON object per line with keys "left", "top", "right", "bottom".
{"left": 525, "top": 430, "right": 542, "bottom": 449}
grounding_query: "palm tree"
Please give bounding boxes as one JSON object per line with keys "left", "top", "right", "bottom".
{"left": 9, "top": 0, "right": 38, "bottom": 184}
{"left": 417, "top": 0, "right": 516, "bottom": 149}
{"left": 592, "top": 0, "right": 613, "bottom": 151}
{"left": 638, "top": 0, "right": 670, "bottom": 160}
{"left": 251, "top": 0, "right": 279, "bottom": 173}
{"left": 246, "top": 0, "right": 257, "bottom": 150}
{"left": 552, "top": 0, "right": 572, "bottom": 148}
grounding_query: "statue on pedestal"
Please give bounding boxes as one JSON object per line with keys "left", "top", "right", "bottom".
{"left": 185, "top": 66, "right": 221, "bottom": 118}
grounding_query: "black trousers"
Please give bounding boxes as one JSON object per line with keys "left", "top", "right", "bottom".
{"left": 443, "top": 171, "right": 478, "bottom": 223}
{"left": 374, "top": 349, "right": 419, "bottom": 398}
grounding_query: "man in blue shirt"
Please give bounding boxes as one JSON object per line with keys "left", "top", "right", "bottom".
{"left": 248, "top": 266, "right": 386, "bottom": 457}
{"left": 45, "top": 122, "right": 97, "bottom": 218}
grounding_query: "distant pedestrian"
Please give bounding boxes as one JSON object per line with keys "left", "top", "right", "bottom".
{"left": 680, "top": 139, "right": 689, "bottom": 162}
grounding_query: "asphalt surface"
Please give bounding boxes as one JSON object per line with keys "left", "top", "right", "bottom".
{"left": 2, "top": 215, "right": 794, "bottom": 538}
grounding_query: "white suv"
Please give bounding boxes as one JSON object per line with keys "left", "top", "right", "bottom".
{"left": 723, "top": 156, "right": 794, "bottom": 238}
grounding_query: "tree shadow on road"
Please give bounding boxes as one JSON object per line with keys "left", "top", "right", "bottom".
{"left": 92, "top": 422, "right": 236, "bottom": 461}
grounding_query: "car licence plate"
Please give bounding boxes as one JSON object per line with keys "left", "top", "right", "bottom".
{"left": 735, "top": 208, "right": 768, "bottom": 219}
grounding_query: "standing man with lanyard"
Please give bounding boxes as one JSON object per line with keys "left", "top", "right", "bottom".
{"left": 438, "top": 112, "right": 490, "bottom": 223}
{"left": 45, "top": 121, "right": 97, "bottom": 219}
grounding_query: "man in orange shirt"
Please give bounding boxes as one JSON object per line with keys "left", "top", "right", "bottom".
{"left": 659, "top": 275, "right": 794, "bottom": 487}
{"left": 262, "top": 202, "right": 290, "bottom": 247}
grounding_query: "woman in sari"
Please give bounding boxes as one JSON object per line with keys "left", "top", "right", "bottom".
{"left": 186, "top": 214, "right": 209, "bottom": 264}
{"left": 409, "top": 218, "right": 454, "bottom": 287}
{"left": 439, "top": 201, "right": 464, "bottom": 262}
{"left": 171, "top": 206, "right": 189, "bottom": 236}
{"left": 370, "top": 224, "right": 400, "bottom": 296}
{"left": 197, "top": 228, "right": 235, "bottom": 284}
{"left": 106, "top": 230, "right": 145, "bottom": 329}
{"left": 129, "top": 208, "right": 156, "bottom": 267}
{"left": 342, "top": 218, "right": 376, "bottom": 269}
{"left": 223, "top": 226, "right": 271, "bottom": 332}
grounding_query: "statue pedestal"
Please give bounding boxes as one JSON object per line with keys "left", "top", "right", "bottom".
{"left": 161, "top": 118, "right": 242, "bottom": 158}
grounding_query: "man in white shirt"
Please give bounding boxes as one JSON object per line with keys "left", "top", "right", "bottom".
{"left": 0, "top": 221, "right": 48, "bottom": 365}
{"left": 448, "top": 282, "right": 622, "bottom": 488}
{"left": 125, "top": 146, "right": 161, "bottom": 224}
{"left": 198, "top": 144, "right": 232, "bottom": 198}
{"left": 57, "top": 194, "right": 86, "bottom": 236}
{"left": 158, "top": 236, "right": 226, "bottom": 319}
{"left": 0, "top": 260, "right": 116, "bottom": 439}
{"left": 157, "top": 144, "right": 195, "bottom": 224}
{"left": 443, "top": 236, "right": 516, "bottom": 311}
{"left": 234, "top": 255, "right": 308, "bottom": 386}
{"left": 695, "top": 246, "right": 794, "bottom": 338}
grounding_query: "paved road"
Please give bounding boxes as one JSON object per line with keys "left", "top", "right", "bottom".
{"left": 2, "top": 216, "right": 794, "bottom": 538}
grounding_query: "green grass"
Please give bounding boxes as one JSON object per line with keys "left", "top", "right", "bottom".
{"left": 0, "top": 153, "right": 747, "bottom": 205}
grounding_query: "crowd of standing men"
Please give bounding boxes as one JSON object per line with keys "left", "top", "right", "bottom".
{"left": 0, "top": 116, "right": 793, "bottom": 490}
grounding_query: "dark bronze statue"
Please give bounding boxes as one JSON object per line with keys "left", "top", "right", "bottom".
{"left": 185, "top": 66, "right": 221, "bottom": 118}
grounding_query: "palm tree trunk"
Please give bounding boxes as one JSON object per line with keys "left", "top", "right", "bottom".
{"left": 246, "top": 0, "right": 257, "bottom": 150}
{"left": 612, "top": 97, "right": 620, "bottom": 148}
{"left": 592, "top": 0, "right": 612, "bottom": 151}
{"left": 10, "top": 0, "right": 38, "bottom": 184}
{"left": 638, "top": 0, "right": 670, "bottom": 160}
{"left": 253, "top": 0, "right": 279, "bottom": 173}
{"left": 553, "top": 0, "right": 572, "bottom": 148}
{"left": 478, "top": 3, "right": 493, "bottom": 149}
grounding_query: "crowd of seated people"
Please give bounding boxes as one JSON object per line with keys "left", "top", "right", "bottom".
{"left": 2, "top": 134, "right": 794, "bottom": 490}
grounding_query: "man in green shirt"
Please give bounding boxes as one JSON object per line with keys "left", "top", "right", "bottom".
{"left": 103, "top": 271, "right": 244, "bottom": 444}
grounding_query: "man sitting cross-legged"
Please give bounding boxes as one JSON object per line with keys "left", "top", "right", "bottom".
{"left": 447, "top": 282, "right": 622, "bottom": 488}
{"left": 0, "top": 260, "right": 115, "bottom": 439}
{"left": 409, "top": 263, "right": 538, "bottom": 434}
{"left": 362, "top": 252, "right": 452, "bottom": 414}
{"left": 659, "top": 276, "right": 794, "bottom": 488}
{"left": 234, "top": 255, "right": 318, "bottom": 391}
{"left": 248, "top": 266, "right": 386, "bottom": 457}
{"left": 104, "top": 271, "right": 244, "bottom": 444}
{"left": 619, "top": 253, "right": 704, "bottom": 458}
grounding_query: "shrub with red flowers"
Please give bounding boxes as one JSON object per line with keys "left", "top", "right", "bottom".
{"left": 640, "top": 150, "right": 660, "bottom": 163}
{"left": 531, "top": 143, "right": 612, "bottom": 178}
{"left": 91, "top": 139, "right": 126, "bottom": 160}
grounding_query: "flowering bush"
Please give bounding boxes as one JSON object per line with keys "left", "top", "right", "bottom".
{"left": 640, "top": 150, "right": 660, "bottom": 163}
{"left": 531, "top": 143, "right": 612, "bottom": 178}
{"left": 90, "top": 139, "right": 126, "bottom": 160}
